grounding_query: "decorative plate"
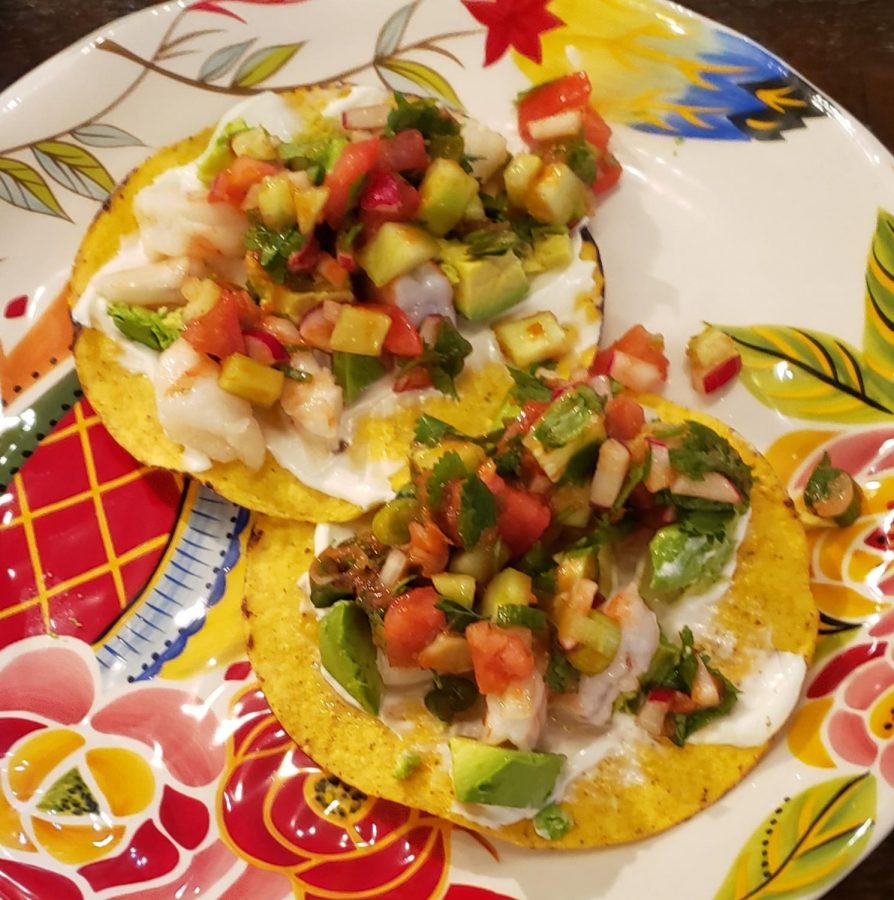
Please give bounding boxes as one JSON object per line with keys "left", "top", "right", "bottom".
{"left": 2, "top": 0, "right": 894, "bottom": 897}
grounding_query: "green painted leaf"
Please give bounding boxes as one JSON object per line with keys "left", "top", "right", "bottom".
{"left": 717, "top": 323, "right": 894, "bottom": 423}
{"left": 862, "top": 208, "right": 894, "bottom": 383}
{"left": 32, "top": 141, "right": 115, "bottom": 201}
{"left": 376, "top": 2, "right": 417, "bottom": 59}
{"left": 71, "top": 124, "right": 143, "bottom": 148}
{"left": 199, "top": 39, "right": 254, "bottom": 82}
{"left": 0, "top": 157, "right": 69, "bottom": 219}
{"left": 377, "top": 57, "right": 464, "bottom": 110}
{"left": 231, "top": 43, "right": 305, "bottom": 88}
{"left": 714, "top": 773, "right": 876, "bottom": 900}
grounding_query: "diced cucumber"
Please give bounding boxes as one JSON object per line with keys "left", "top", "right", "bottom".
{"left": 196, "top": 117, "right": 247, "bottom": 184}
{"left": 372, "top": 498, "right": 419, "bottom": 546}
{"left": 493, "top": 311, "right": 569, "bottom": 368}
{"left": 481, "top": 568, "right": 532, "bottom": 618}
{"left": 358, "top": 223, "right": 440, "bottom": 287}
{"left": 495, "top": 604, "right": 546, "bottom": 631}
{"left": 523, "top": 418, "right": 606, "bottom": 482}
{"left": 504, "top": 154, "right": 542, "bottom": 208}
{"left": 218, "top": 353, "right": 284, "bottom": 407}
{"left": 258, "top": 174, "right": 297, "bottom": 232}
{"left": 555, "top": 550, "right": 598, "bottom": 593}
{"left": 330, "top": 306, "right": 392, "bottom": 356}
{"left": 550, "top": 483, "right": 591, "bottom": 527}
{"left": 432, "top": 573, "right": 477, "bottom": 608}
{"left": 231, "top": 126, "right": 278, "bottom": 161}
{"left": 418, "top": 158, "right": 479, "bottom": 236}
{"left": 567, "top": 610, "right": 621, "bottom": 675}
{"left": 450, "top": 542, "right": 508, "bottom": 583}
{"left": 526, "top": 162, "right": 586, "bottom": 226}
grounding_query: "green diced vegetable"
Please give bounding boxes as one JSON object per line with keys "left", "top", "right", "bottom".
{"left": 533, "top": 803, "right": 574, "bottom": 840}
{"left": 332, "top": 352, "right": 386, "bottom": 404}
{"left": 393, "top": 750, "right": 421, "bottom": 780}
{"left": 463, "top": 228, "right": 520, "bottom": 258}
{"left": 197, "top": 117, "right": 247, "bottom": 184}
{"left": 495, "top": 604, "right": 546, "bottom": 631}
{"left": 804, "top": 451, "right": 863, "bottom": 526}
{"left": 434, "top": 599, "right": 486, "bottom": 633}
{"left": 533, "top": 385, "right": 603, "bottom": 449}
{"left": 567, "top": 610, "right": 621, "bottom": 675}
{"left": 669, "top": 421, "right": 753, "bottom": 505}
{"left": 107, "top": 304, "right": 184, "bottom": 352}
{"left": 424, "top": 675, "right": 479, "bottom": 722}
{"left": 244, "top": 221, "right": 305, "bottom": 284}
{"left": 432, "top": 573, "right": 476, "bottom": 608}
{"left": 481, "top": 567, "right": 531, "bottom": 617}
{"left": 371, "top": 498, "right": 419, "bottom": 546}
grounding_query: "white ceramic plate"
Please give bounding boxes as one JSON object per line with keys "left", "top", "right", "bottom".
{"left": 2, "top": 1, "right": 894, "bottom": 898}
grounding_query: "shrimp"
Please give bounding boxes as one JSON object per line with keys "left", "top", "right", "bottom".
{"left": 484, "top": 669, "right": 548, "bottom": 751}
{"left": 406, "top": 519, "right": 450, "bottom": 577}
{"left": 555, "top": 582, "right": 660, "bottom": 727}
{"left": 374, "top": 262, "right": 455, "bottom": 327}
{"left": 153, "top": 339, "right": 266, "bottom": 470}
{"left": 135, "top": 168, "right": 247, "bottom": 261}
{"left": 279, "top": 353, "right": 343, "bottom": 449}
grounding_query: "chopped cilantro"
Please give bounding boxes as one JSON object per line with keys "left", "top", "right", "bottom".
{"left": 244, "top": 221, "right": 305, "bottom": 284}
{"left": 670, "top": 666, "right": 738, "bottom": 746}
{"left": 532, "top": 385, "right": 602, "bottom": 449}
{"left": 107, "top": 304, "right": 184, "bottom": 352}
{"left": 508, "top": 367, "right": 552, "bottom": 404}
{"left": 414, "top": 415, "right": 470, "bottom": 446}
{"left": 562, "top": 138, "right": 598, "bottom": 185}
{"left": 424, "top": 675, "right": 478, "bottom": 722}
{"left": 385, "top": 93, "right": 460, "bottom": 141}
{"left": 398, "top": 319, "right": 473, "bottom": 399}
{"left": 457, "top": 475, "right": 496, "bottom": 549}
{"left": 463, "top": 228, "right": 520, "bottom": 258}
{"left": 533, "top": 803, "right": 574, "bottom": 840}
{"left": 668, "top": 421, "right": 753, "bottom": 503}
{"left": 427, "top": 451, "right": 467, "bottom": 508}
{"left": 545, "top": 642, "right": 579, "bottom": 694}
{"left": 493, "top": 434, "right": 524, "bottom": 477}
{"left": 434, "top": 599, "right": 486, "bottom": 633}
{"left": 277, "top": 365, "right": 313, "bottom": 383}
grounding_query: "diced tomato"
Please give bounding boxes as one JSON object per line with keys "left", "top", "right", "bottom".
{"left": 497, "top": 487, "right": 551, "bottom": 557}
{"left": 182, "top": 291, "right": 245, "bottom": 359}
{"left": 383, "top": 587, "right": 446, "bottom": 668}
{"left": 208, "top": 156, "right": 280, "bottom": 206}
{"left": 518, "top": 72, "right": 592, "bottom": 144}
{"left": 365, "top": 304, "right": 423, "bottom": 357}
{"left": 590, "top": 324, "right": 669, "bottom": 380}
{"left": 324, "top": 138, "right": 381, "bottom": 227}
{"left": 380, "top": 129, "right": 429, "bottom": 172}
{"left": 466, "top": 621, "right": 535, "bottom": 694}
{"left": 604, "top": 395, "right": 645, "bottom": 442}
{"left": 436, "top": 479, "right": 463, "bottom": 546}
{"left": 221, "top": 286, "right": 261, "bottom": 329}
{"left": 582, "top": 107, "right": 612, "bottom": 152}
{"left": 406, "top": 519, "right": 449, "bottom": 576}
{"left": 394, "top": 367, "right": 433, "bottom": 393}
{"left": 593, "top": 155, "right": 622, "bottom": 195}
{"left": 287, "top": 237, "right": 320, "bottom": 273}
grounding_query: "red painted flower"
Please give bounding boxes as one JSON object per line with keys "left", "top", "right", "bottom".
{"left": 188, "top": 0, "right": 307, "bottom": 24}
{"left": 463, "top": 0, "right": 564, "bottom": 66}
{"left": 0, "top": 637, "right": 224, "bottom": 897}
{"left": 219, "top": 687, "right": 451, "bottom": 899}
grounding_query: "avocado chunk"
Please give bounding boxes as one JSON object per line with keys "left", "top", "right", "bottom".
{"left": 318, "top": 601, "right": 383, "bottom": 714}
{"left": 449, "top": 737, "right": 565, "bottom": 807}
{"left": 441, "top": 244, "right": 529, "bottom": 320}
{"left": 418, "top": 158, "right": 479, "bottom": 236}
{"left": 641, "top": 524, "right": 735, "bottom": 601}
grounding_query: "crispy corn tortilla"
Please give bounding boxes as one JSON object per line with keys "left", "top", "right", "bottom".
{"left": 243, "top": 400, "right": 818, "bottom": 848}
{"left": 69, "top": 87, "right": 605, "bottom": 521}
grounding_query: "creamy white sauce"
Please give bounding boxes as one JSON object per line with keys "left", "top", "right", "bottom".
{"left": 688, "top": 651, "right": 806, "bottom": 747}
{"left": 319, "top": 662, "right": 367, "bottom": 712}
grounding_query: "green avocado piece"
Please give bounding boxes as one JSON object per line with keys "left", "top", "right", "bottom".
{"left": 418, "top": 158, "right": 479, "bottom": 236}
{"left": 440, "top": 244, "right": 529, "bottom": 321}
{"left": 448, "top": 737, "right": 565, "bottom": 808}
{"left": 641, "top": 524, "right": 734, "bottom": 601}
{"left": 319, "top": 601, "right": 383, "bottom": 714}
{"left": 37, "top": 767, "right": 99, "bottom": 816}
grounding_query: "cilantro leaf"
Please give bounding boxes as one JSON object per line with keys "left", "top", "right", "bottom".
{"left": 398, "top": 319, "right": 473, "bottom": 399}
{"left": 457, "top": 475, "right": 496, "bottom": 549}
{"left": 678, "top": 508, "right": 735, "bottom": 541}
{"left": 508, "top": 367, "right": 552, "bottom": 404}
{"left": 562, "top": 138, "right": 598, "bottom": 185}
{"left": 434, "top": 599, "right": 486, "bottom": 633}
{"left": 463, "top": 228, "right": 520, "bottom": 258}
{"left": 385, "top": 93, "right": 460, "bottom": 141}
{"left": 424, "top": 674, "right": 479, "bottom": 722}
{"left": 545, "top": 642, "right": 579, "bottom": 694}
{"left": 532, "top": 385, "right": 602, "bottom": 449}
{"left": 493, "top": 434, "right": 524, "bottom": 477}
{"left": 668, "top": 421, "right": 753, "bottom": 503}
{"left": 414, "top": 415, "right": 470, "bottom": 446}
{"left": 107, "top": 304, "right": 184, "bottom": 352}
{"left": 670, "top": 666, "right": 738, "bottom": 746}
{"left": 427, "top": 451, "right": 467, "bottom": 509}
{"left": 244, "top": 221, "right": 305, "bottom": 284}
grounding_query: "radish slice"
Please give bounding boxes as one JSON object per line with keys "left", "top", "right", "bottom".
{"left": 243, "top": 328, "right": 288, "bottom": 363}
{"left": 645, "top": 440, "right": 671, "bottom": 492}
{"left": 342, "top": 104, "right": 391, "bottom": 131}
{"left": 671, "top": 471, "right": 741, "bottom": 504}
{"left": 609, "top": 350, "right": 665, "bottom": 393}
{"left": 590, "top": 439, "right": 631, "bottom": 508}
{"left": 687, "top": 326, "right": 742, "bottom": 394}
{"left": 260, "top": 314, "right": 302, "bottom": 345}
{"left": 244, "top": 335, "right": 275, "bottom": 366}
{"left": 527, "top": 109, "right": 584, "bottom": 142}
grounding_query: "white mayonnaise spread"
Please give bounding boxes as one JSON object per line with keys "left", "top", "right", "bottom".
{"left": 74, "top": 90, "right": 600, "bottom": 509}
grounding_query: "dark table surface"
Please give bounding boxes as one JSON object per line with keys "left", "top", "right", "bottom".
{"left": 2, "top": 1, "right": 894, "bottom": 898}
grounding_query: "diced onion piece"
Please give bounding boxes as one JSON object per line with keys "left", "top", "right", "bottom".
{"left": 590, "top": 438, "right": 631, "bottom": 508}
{"left": 608, "top": 350, "right": 665, "bottom": 393}
{"left": 644, "top": 440, "right": 671, "bottom": 492}
{"left": 342, "top": 104, "right": 391, "bottom": 131}
{"left": 691, "top": 658, "right": 721, "bottom": 708}
{"left": 95, "top": 257, "right": 201, "bottom": 307}
{"left": 380, "top": 548, "right": 408, "bottom": 589}
{"left": 636, "top": 689, "right": 672, "bottom": 738}
{"left": 526, "top": 109, "right": 584, "bottom": 143}
{"left": 670, "top": 471, "right": 741, "bottom": 505}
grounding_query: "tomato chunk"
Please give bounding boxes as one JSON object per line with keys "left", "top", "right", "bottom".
{"left": 379, "top": 129, "right": 429, "bottom": 172}
{"left": 496, "top": 486, "right": 551, "bottom": 557}
{"left": 518, "top": 72, "right": 592, "bottom": 144}
{"left": 221, "top": 286, "right": 261, "bottom": 329}
{"left": 384, "top": 587, "right": 446, "bottom": 668}
{"left": 604, "top": 395, "right": 645, "bottom": 442}
{"left": 466, "top": 621, "right": 535, "bottom": 694}
{"left": 591, "top": 324, "right": 668, "bottom": 379}
{"left": 365, "top": 303, "right": 423, "bottom": 357}
{"left": 324, "top": 138, "right": 381, "bottom": 227}
{"left": 360, "top": 169, "right": 420, "bottom": 222}
{"left": 181, "top": 291, "right": 245, "bottom": 359}
{"left": 208, "top": 156, "right": 280, "bottom": 206}
{"left": 582, "top": 107, "right": 612, "bottom": 153}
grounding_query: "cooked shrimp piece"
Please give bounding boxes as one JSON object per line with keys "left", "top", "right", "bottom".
{"left": 135, "top": 168, "right": 247, "bottom": 261}
{"left": 279, "top": 353, "right": 343, "bottom": 449}
{"left": 153, "top": 339, "right": 266, "bottom": 470}
{"left": 556, "top": 582, "right": 660, "bottom": 727}
{"left": 406, "top": 519, "right": 450, "bottom": 577}
{"left": 484, "top": 669, "right": 548, "bottom": 751}
{"left": 375, "top": 262, "right": 455, "bottom": 327}
{"left": 94, "top": 257, "right": 203, "bottom": 307}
